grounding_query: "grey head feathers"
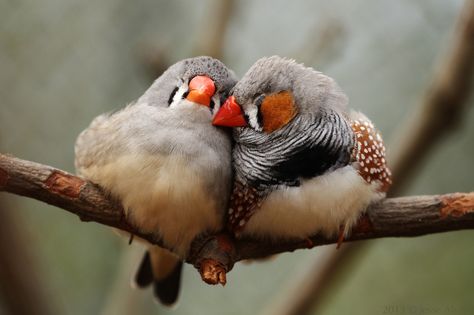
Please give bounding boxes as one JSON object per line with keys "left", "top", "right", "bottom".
{"left": 138, "top": 56, "right": 237, "bottom": 109}
{"left": 230, "top": 56, "right": 354, "bottom": 189}
{"left": 75, "top": 56, "right": 236, "bottom": 174}
{"left": 232, "top": 56, "right": 348, "bottom": 116}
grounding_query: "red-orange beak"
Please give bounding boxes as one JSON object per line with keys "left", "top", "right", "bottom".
{"left": 186, "top": 75, "right": 216, "bottom": 107}
{"left": 212, "top": 96, "right": 248, "bottom": 127}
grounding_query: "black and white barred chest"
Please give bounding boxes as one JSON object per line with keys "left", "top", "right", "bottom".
{"left": 228, "top": 110, "right": 355, "bottom": 232}
{"left": 232, "top": 110, "right": 354, "bottom": 189}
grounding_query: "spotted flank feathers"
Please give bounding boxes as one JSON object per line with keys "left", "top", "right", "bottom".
{"left": 351, "top": 118, "right": 392, "bottom": 192}
{"left": 227, "top": 181, "right": 263, "bottom": 233}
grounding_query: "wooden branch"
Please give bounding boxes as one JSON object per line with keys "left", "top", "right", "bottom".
{"left": 0, "top": 153, "right": 166, "bottom": 249}
{"left": 1, "top": 153, "right": 474, "bottom": 284}
{"left": 228, "top": 192, "right": 474, "bottom": 260}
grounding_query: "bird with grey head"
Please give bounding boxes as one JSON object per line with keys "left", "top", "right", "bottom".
{"left": 75, "top": 56, "right": 236, "bottom": 306}
{"left": 213, "top": 55, "right": 391, "bottom": 243}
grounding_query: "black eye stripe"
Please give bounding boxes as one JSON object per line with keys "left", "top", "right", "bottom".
{"left": 253, "top": 94, "right": 265, "bottom": 127}
{"left": 256, "top": 108, "right": 263, "bottom": 127}
{"left": 210, "top": 99, "right": 215, "bottom": 111}
{"left": 244, "top": 113, "right": 250, "bottom": 123}
{"left": 168, "top": 87, "right": 179, "bottom": 106}
{"left": 255, "top": 94, "right": 265, "bottom": 108}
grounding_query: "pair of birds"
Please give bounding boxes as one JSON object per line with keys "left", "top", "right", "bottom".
{"left": 75, "top": 56, "right": 391, "bottom": 306}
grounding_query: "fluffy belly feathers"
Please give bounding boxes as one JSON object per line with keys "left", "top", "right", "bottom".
{"left": 241, "top": 165, "right": 384, "bottom": 240}
{"left": 80, "top": 154, "right": 221, "bottom": 256}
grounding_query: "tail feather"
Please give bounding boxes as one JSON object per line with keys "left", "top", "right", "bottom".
{"left": 133, "top": 247, "right": 183, "bottom": 306}
{"left": 153, "top": 260, "right": 183, "bottom": 306}
{"left": 134, "top": 251, "right": 154, "bottom": 288}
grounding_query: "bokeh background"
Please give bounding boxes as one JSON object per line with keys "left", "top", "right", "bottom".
{"left": 1, "top": 1, "right": 473, "bottom": 314}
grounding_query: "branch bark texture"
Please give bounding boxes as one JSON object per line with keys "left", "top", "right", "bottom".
{"left": 1, "top": 153, "right": 474, "bottom": 283}
{"left": 0, "top": 154, "right": 165, "bottom": 248}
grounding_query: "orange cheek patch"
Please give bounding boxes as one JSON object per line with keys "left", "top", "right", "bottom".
{"left": 260, "top": 91, "right": 297, "bottom": 133}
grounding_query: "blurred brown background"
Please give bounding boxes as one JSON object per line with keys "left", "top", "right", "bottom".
{"left": 1, "top": 1, "right": 473, "bottom": 314}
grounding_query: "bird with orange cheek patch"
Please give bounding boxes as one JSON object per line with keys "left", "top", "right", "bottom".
{"left": 213, "top": 56, "right": 391, "bottom": 244}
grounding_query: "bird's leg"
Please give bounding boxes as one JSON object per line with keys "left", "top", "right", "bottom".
{"left": 336, "top": 225, "right": 346, "bottom": 249}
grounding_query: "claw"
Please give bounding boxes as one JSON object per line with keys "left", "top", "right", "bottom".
{"left": 336, "top": 226, "right": 345, "bottom": 249}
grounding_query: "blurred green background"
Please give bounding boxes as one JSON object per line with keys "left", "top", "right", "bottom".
{"left": 1, "top": 1, "right": 473, "bottom": 314}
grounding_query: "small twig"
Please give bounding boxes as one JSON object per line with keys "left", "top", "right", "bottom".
{"left": 0, "top": 153, "right": 166, "bottom": 249}
{"left": 1, "top": 154, "right": 474, "bottom": 283}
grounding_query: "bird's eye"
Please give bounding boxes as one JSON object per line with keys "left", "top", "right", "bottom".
{"left": 168, "top": 87, "right": 179, "bottom": 106}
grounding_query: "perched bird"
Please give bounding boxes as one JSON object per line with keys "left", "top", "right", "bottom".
{"left": 75, "top": 56, "right": 236, "bottom": 305}
{"left": 213, "top": 56, "right": 391, "bottom": 242}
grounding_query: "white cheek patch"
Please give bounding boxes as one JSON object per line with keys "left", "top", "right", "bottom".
{"left": 246, "top": 104, "right": 262, "bottom": 131}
